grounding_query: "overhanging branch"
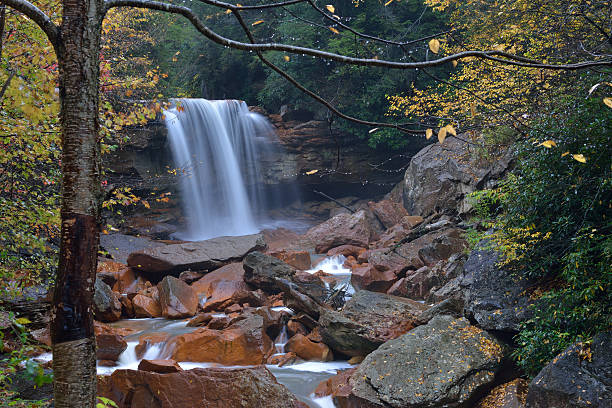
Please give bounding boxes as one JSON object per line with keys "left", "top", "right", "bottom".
{"left": 0, "top": 0, "right": 59, "bottom": 51}
{"left": 103, "top": 0, "right": 612, "bottom": 71}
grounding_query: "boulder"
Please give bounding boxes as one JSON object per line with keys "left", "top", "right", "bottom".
{"left": 318, "top": 309, "right": 382, "bottom": 357}
{"left": 98, "top": 366, "right": 307, "bottom": 408}
{"left": 526, "top": 331, "right": 611, "bottom": 408}
{"left": 201, "top": 280, "right": 265, "bottom": 312}
{"left": 191, "top": 262, "right": 244, "bottom": 296}
{"left": 168, "top": 312, "right": 273, "bottom": 365}
{"left": 314, "top": 367, "right": 357, "bottom": 400}
{"left": 138, "top": 359, "right": 183, "bottom": 374}
{"left": 416, "top": 297, "right": 464, "bottom": 325}
{"left": 347, "top": 316, "right": 507, "bottom": 408}
{"left": 127, "top": 233, "right": 266, "bottom": 277}
{"left": 304, "top": 210, "right": 377, "bottom": 253}
{"left": 136, "top": 332, "right": 171, "bottom": 358}
{"left": 269, "top": 250, "right": 312, "bottom": 270}
{"left": 95, "top": 322, "right": 128, "bottom": 361}
{"left": 93, "top": 279, "right": 122, "bottom": 322}
{"left": 132, "top": 294, "right": 162, "bottom": 318}
{"left": 243, "top": 251, "right": 296, "bottom": 292}
{"left": 178, "top": 270, "right": 204, "bottom": 284}
{"left": 351, "top": 264, "right": 398, "bottom": 293}
{"left": 341, "top": 290, "right": 428, "bottom": 341}
{"left": 100, "top": 233, "right": 164, "bottom": 264}
{"left": 368, "top": 199, "right": 409, "bottom": 229}
{"left": 327, "top": 245, "right": 366, "bottom": 258}
{"left": 462, "top": 247, "right": 532, "bottom": 332}
{"left": 477, "top": 379, "right": 528, "bottom": 408}
{"left": 157, "top": 276, "right": 198, "bottom": 319}
{"left": 402, "top": 136, "right": 512, "bottom": 216}
{"left": 286, "top": 333, "right": 333, "bottom": 361}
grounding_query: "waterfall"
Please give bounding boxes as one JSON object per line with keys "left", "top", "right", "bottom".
{"left": 164, "top": 99, "right": 281, "bottom": 241}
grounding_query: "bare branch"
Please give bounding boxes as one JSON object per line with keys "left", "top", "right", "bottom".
{"left": 201, "top": 0, "right": 305, "bottom": 11}
{"left": 104, "top": 0, "right": 612, "bottom": 71}
{"left": 0, "top": 0, "right": 59, "bottom": 51}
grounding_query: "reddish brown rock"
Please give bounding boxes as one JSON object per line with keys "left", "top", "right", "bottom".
{"left": 476, "top": 379, "right": 528, "bottom": 408}
{"left": 269, "top": 250, "right": 311, "bottom": 270}
{"left": 118, "top": 295, "right": 134, "bottom": 318}
{"left": 98, "top": 366, "right": 308, "bottom": 408}
{"left": 169, "top": 313, "right": 273, "bottom": 365}
{"left": 287, "top": 320, "right": 308, "bottom": 337}
{"left": 401, "top": 215, "right": 424, "bottom": 228}
{"left": 95, "top": 321, "right": 127, "bottom": 361}
{"left": 178, "top": 270, "right": 204, "bottom": 284}
{"left": 186, "top": 313, "right": 214, "bottom": 327}
{"left": 286, "top": 334, "right": 333, "bottom": 361}
{"left": 305, "top": 210, "right": 376, "bottom": 253}
{"left": 368, "top": 199, "right": 409, "bottom": 229}
{"left": 314, "top": 367, "right": 357, "bottom": 399}
{"left": 97, "top": 261, "right": 148, "bottom": 295}
{"left": 158, "top": 276, "right": 198, "bottom": 319}
{"left": 327, "top": 245, "right": 366, "bottom": 258}
{"left": 191, "top": 262, "right": 244, "bottom": 296}
{"left": 202, "top": 280, "right": 264, "bottom": 312}
{"left": 351, "top": 264, "right": 398, "bottom": 293}
{"left": 267, "top": 352, "right": 298, "bottom": 367}
{"left": 132, "top": 294, "right": 162, "bottom": 318}
{"left": 138, "top": 359, "right": 183, "bottom": 374}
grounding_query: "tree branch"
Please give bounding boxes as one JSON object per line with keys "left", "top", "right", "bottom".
{"left": 103, "top": 0, "right": 612, "bottom": 71}
{"left": 0, "top": 0, "right": 59, "bottom": 51}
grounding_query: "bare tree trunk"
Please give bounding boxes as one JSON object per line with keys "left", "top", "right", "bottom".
{"left": 51, "top": 1, "right": 103, "bottom": 407}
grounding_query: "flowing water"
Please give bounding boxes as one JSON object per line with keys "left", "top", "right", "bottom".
{"left": 164, "top": 99, "right": 302, "bottom": 241}
{"left": 95, "top": 316, "right": 351, "bottom": 408}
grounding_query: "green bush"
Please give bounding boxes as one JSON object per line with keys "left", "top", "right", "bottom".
{"left": 469, "top": 97, "right": 611, "bottom": 376}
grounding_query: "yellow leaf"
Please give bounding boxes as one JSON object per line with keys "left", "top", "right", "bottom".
{"left": 561, "top": 151, "right": 570, "bottom": 157}
{"left": 452, "top": 60, "right": 458, "bottom": 68}
{"left": 329, "top": 27, "right": 340, "bottom": 34}
{"left": 306, "top": 169, "right": 319, "bottom": 175}
{"left": 429, "top": 39, "right": 440, "bottom": 54}
{"left": 539, "top": 140, "right": 557, "bottom": 148}
{"left": 15, "top": 317, "right": 31, "bottom": 325}
{"left": 225, "top": 9, "right": 231, "bottom": 14}
{"left": 470, "top": 102, "right": 477, "bottom": 118}
{"left": 252, "top": 20, "right": 264, "bottom": 26}
{"left": 283, "top": 55, "right": 290, "bottom": 62}
{"left": 125, "top": 89, "right": 133, "bottom": 97}
{"left": 438, "top": 127, "right": 447, "bottom": 144}
{"left": 445, "top": 124, "right": 457, "bottom": 136}
{"left": 425, "top": 129, "right": 433, "bottom": 140}
{"left": 326, "top": 5, "right": 335, "bottom": 13}
{"left": 572, "top": 154, "right": 587, "bottom": 163}
{"left": 384, "top": 0, "right": 394, "bottom": 6}
{"left": 604, "top": 97, "right": 612, "bottom": 108}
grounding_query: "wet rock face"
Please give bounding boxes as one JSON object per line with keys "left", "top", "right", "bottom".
{"left": 127, "top": 233, "right": 266, "bottom": 278}
{"left": 462, "top": 246, "right": 533, "bottom": 332}
{"left": 157, "top": 276, "right": 198, "bottom": 319}
{"left": 168, "top": 310, "right": 275, "bottom": 365}
{"left": 304, "top": 210, "right": 378, "bottom": 254}
{"left": 318, "top": 309, "right": 383, "bottom": 357}
{"left": 402, "top": 136, "right": 512, "bottom": 217}
{"left": 341, "top": 290, "right": 427, "bottom": 340}
{"left": 286, "top": 333, "right": 333, "bottom": 361}
{"left": 95, "top": 322, "right": 128, "bottom": 361}
{"left": 243, "top": 251, "right": 296, "bottom": 292}
{"left": 98, "top": 366, "right": 308, "bottom": 408}
{"left": 93, "top": 279, "right": 122, "bottom": 322}
{"left": 348, "top": 316, "right": 507, "bottom": 408}
{"left": 368, "top": 199, "right": 409, "bottom": 229}
{"left": 526, "top": 331, "right": 612, "bottom": 408}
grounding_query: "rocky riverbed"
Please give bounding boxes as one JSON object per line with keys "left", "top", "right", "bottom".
{"left": 9, "top": 136, "right": 611, "bottom": 407}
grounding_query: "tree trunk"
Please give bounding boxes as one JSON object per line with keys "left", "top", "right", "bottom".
{"left": 51, "top": 1, "right": 103, "bottom": 407}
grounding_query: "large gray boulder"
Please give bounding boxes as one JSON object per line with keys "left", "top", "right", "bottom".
{"left": 127, "top": 233, "right": 265, "bottom": 277}
{"left": 402, "top": 137, "right": 511, "bottom": 217}
{"left": 303, "top": 210, "right": 378, "bottom": 253}
{"left": 100, "top": 233, "right": 164, "bottom": 264}
{"left": 93, "top": 279, "right": 122, "bottom": 322}
{"left": 526, "top": 331, "right": 612, "bottom": 408}
{"left": 243, "top": 251, "right": 296, "bottom": 292}
{"left": 318, "top": 309, "right": 382, "bottom": 357}
{"left": 462, "top": 246, "right": 532, "bottom": 332}
{"left": 347, "top": 315, "right": 507, "bottom": 407}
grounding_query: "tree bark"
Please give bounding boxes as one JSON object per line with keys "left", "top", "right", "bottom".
{"left": 51, "top": 1, "right": 103, "bottom": 407}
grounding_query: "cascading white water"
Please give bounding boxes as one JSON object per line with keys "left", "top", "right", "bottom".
{"left": 164, "top": 99, "right": 280, "bottom": 241}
